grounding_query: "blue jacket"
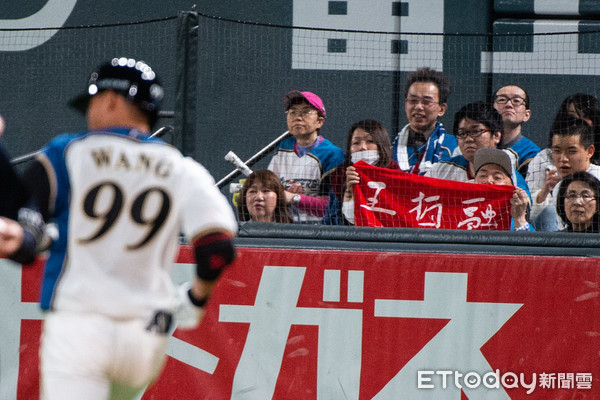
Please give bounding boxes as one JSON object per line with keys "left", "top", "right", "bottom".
{"left": 391, "top": 122, "right": 457, "bottom": 175}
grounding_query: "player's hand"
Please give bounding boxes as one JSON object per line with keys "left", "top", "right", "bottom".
{"left": 0, "top": 217, "right": 24, "bottom": 258}
{"left": 174, "top": 279, "right": 212, "bottom": 329}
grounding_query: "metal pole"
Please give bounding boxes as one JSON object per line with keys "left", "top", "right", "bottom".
{"left": 10, "top": 125, "right": 174, "bottom": 165}
{"left": 224, "top": 151, "right": 253, "bottom": 176}
{"left": 149, "top": 125, "right": 174, "bottom": 139}
{"left": 216, "top": 130, "right": 290, "bottom": 188}
{"left": 10, "top": 150, "right": 41, "bottom": 165}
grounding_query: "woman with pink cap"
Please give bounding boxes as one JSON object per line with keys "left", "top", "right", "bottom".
{"left": 267, "top": 90, "right": 345, "bottom": 223}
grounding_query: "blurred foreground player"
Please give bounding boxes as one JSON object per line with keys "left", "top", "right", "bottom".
{"left": 0, "top": 115, "right": 30, "bottom": 220}
{"left": 0, "top": 57, "right": 238, "bottom": 400}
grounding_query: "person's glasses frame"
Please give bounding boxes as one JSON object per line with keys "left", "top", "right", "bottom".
{"left": 494, "top": 95, "right": 526, "bottom": 107}
{"left": 286, "top": 109, "right": 318, "bottom": 118}
{"left": 455, "top": 128, "right": 491, "bottom": 140}
{"left": 565, "top": 191, "right": 597, "bottom": 202}
{"left": 404, "top": 96, "right": 442, "bottom": 108}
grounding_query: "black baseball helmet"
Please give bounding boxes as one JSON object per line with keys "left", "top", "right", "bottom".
{"left": 68, "top": 57, "right": 164, "bottom": 126}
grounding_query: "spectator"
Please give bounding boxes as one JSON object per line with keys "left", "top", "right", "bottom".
{"left": 391, "top": 67, "right": 457, "bottom": 175}
{"left": 472, "top": 148, "right": 533, "bottom": 231}
{"left": 425, "top": 102, "right": 529, "bottom": 194}
{"left": 426, "top": 101, "right": 502, "bottom": 181}
{"left": 556, "top": 171, "right": 600, "bottom": 233}
{"left": 529, "top": 118, "right": 600, "bottom": 231}
{"left": 322, "top": 119, "right": 399, "bottom": 225}
{"left": 493, "top": 85, "right": 540, "bottom": 177}
{"left": 426, "top": 101, "right": 531, "bottom": 196}
{"left": 560, "top": 94, "right": 600, "bottom": 164}
{"left": 527, "top": 94, "right": 600, "bottom": 230}
{"left": 553, "top": 94, "right": 600, "bottom": 159}
{"left": 237, "top": 170, "right": 292, "bottom": 223}
{"left": 268, "top": 90, "right": 345, "bottom": 223}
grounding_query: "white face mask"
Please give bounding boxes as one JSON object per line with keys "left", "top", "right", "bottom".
{"left": 351, "top": 150, "right": 380, "bottom": 165}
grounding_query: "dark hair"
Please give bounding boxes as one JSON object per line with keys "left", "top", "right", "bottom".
{"left": 237, "top": 170, "right": 292, "bottom": 223}
{"left": 556, "top": 171, "right": 600, "bottom": 233}
{"left": 549, "top": 94, "right": 600, "bottom": 157}
{"left": 452, "top": 101, "right": 504, "bottom": 140}
{"left": 550, "top": 117, "right": 594, "bottom": 149}
{"left": 494, "top": 85, "right": 530, "bottom": 109}
{"left": 404, "top": 67, "right": 451, "bottom": 104}
{"left": 345, "top": 119, "right": 392, "bottom": 168}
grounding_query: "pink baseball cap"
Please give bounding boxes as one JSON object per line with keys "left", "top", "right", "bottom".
{"left": 284, "top": 90, "right": 326, "bottom": 118}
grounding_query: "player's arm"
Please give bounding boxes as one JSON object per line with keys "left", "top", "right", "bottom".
{"left": 0, "top": 142, "right": 30, "bottom": 220}
{"left": 189, "top": 230, "right": 236, "bottom": 303}
{"left": 175, "top": 158, "right": 239, "bottom": 328}
{"left": 0, "top": 159, "right": 53, "bottom": 265}
{"left": 176, "top": 230, "right": 237, "bottom": 328}
{"left": 21, "top": 159, "right": 52, "bottom": 221}
{"left": 0, "top": 205, "right": 46, "bottom": 265}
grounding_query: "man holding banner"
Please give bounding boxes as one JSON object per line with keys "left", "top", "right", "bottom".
{"left": 472, "top": 148, "right": 533, "bottom": 231}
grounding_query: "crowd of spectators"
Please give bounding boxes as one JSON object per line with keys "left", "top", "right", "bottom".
{"left": 235, "top": 67, "right": 600, "bottom": 234}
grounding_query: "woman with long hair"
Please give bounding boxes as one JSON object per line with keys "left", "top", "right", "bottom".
{"left": 322, "top": 119, "right": 399, "bottom": 225}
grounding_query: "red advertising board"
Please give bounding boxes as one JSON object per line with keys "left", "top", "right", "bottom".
{"left": 10, "top": 247, "right": 600, "bottom": 399}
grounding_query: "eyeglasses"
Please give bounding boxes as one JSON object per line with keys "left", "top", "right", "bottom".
{"left": 565, "top": 191, "right": 596, "bottom": 202}
{"left": 455, "top": 129, "right": 490, "bottom": 140}
{"left": 405, "top": 97, "right": 440, "bottom": 107}
{"left": 286, "top": 109, "right": 317, "bottom": 118}
{"left": 494, "top": 95, "right": 526, "bottom": 107}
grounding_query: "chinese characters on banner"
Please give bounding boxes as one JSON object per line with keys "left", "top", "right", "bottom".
{"left": 352, "top": 161, "right": 514, "bottom": 229}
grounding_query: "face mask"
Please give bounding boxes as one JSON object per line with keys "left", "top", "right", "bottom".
{"left": 351, "top": 150, "right": 380, "bottom": 165}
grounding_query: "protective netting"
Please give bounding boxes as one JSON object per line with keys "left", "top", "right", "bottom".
{"left": 3, "top": 13, "right": 600, "bottom": 231}
{"left": 0, "top": 17, "right": 178, "bottom": 165}
{"left": 199, "top": 15, "right": 600, "bottom": 230}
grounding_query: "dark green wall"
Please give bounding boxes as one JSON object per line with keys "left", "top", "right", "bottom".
{"left": 1, "top": 1, "right": 599, "bottom": 190}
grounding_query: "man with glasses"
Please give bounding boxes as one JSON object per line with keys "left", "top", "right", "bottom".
{"left": 493, "top": 85, "right": 540, "bottom": 177}
{"left": 391, "top": 67, "right": 457, "bottom": 175}
{"left": 425, "top": 101, "right": 531, "bottom": 196}
{"left": 267, "top": 90, "right": 345, "bottom": 223}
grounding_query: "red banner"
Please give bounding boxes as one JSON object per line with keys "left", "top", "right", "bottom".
{"left": 353, "top": 161, "right": 514, "bottom": 230}
{"left": 8, "top": 247, "right": 600, "bottom": 399}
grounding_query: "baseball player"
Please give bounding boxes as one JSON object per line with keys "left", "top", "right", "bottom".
{"left": 0, "top": 115, "right": 32, "bottom": 220}
{"left": 0, "top": 57, "right": 238, "bottom": 400}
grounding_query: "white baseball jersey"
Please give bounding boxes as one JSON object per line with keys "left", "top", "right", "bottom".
{"left": 35, "top": 128, "right": 238, "bottom": 320}
{"left": 267, "top": 136, "right": 345, "bottom": 222}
